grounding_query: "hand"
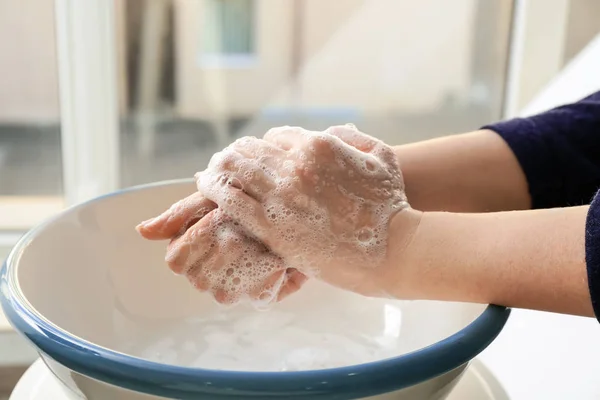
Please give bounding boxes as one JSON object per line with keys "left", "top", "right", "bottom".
{"left": 137, "top": 191, "right": 307, "bottom": 305}
{"left": 196, "top": 125, "right": 421, "bottom": 297}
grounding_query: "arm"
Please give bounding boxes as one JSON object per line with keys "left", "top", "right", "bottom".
{"left": 389, "top": 205, "right": 593, "bottom": 317}
{"left": 395, "top": 90, "right": 600, "bottom": 213}
{"left": 386, "top": 91, "right": 600, "bottom": 317}
{"left": 394, "top": 130, "right": 531, "bottom": 213}
{"left": 139, "top": 91, "right": 600, "bottom": 316}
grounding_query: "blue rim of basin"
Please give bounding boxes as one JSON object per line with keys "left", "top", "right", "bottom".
{"left": 0, "top": 179, "right": 511, "bottom": 399}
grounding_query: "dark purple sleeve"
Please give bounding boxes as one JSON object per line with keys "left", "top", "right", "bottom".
{"left": 587, "top": 193, "right": 600, "bottom": 319}
{"left": 483, "top": 91, "right": 600, "bottom": 209}
{"left": 482, "top": 90, "right": 600, "bottom": 320}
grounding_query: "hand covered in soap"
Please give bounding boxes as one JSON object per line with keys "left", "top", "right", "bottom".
{"left": 137, "top": 191, "right": 307, "bottom": 305}
{"left": 196, "top": 125, "right": 417, "bottom": 297}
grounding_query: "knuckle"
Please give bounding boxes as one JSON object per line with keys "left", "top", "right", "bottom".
{"left": 209, "top": 149, "right": 238, "bottom": 172}
{"left": 264, "top": 126, "right": 287, "bottom": 141}
{"left": 307, "top": 134, "right": 332, "bottom": 153}
{"left": 192, "top": 275, "right": 210, "bottom": 292}
{"left": 326, "top": 125, "right": 348, "bottom": 137}
{"left": 232, "top": 136, "right": 256, "bottom": 148}
{"left": 211, "top": 209, "right": 232, "bottom": 225}
{"left": 214, "top": 225, "right": 245, "bottom": 252}
{"left": 221, "top": 235, "right": 235, "bottom": 248}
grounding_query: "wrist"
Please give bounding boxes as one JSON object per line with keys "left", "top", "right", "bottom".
{"left": 393, "top": 211, "right": 458, "bottom": 300}
{"left": 384, "top": 210, "right": 494, "bottom": 303}
{"left": 380, "top": 207, "right": 424, "bottom": 299}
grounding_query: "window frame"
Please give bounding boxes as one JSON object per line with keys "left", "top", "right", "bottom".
{"left": 198, "top": 0, "right": 258, "bottom": 69}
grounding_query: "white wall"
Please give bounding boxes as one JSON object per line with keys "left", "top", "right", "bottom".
{"left": 0, "top": 0, "right": 60, "bottom": 123}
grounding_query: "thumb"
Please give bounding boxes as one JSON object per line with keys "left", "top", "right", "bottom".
{"left": 136, "top": 192, "right": 216, "bottom": 240}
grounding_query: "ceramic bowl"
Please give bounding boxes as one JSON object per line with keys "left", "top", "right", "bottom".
{"left": 1, "top": 180, "right": 509, "bottom": 400}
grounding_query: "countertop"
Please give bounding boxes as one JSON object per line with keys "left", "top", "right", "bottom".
{"left": 479, "top": 308, "right": 600, "bottom": 399}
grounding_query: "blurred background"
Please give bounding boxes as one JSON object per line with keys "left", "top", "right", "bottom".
{"left": 1, "top": 0, "right": 599, "bottom": 232}
{"left": 0, "top": 0, "right": 599, "bottom": 396}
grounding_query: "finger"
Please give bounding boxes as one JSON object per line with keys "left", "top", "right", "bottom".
{"left": 136, "top": 192, "right": 216, "bottom": 240}
{"left": 277, "top": 268, "right": 308, "bottom": 301}
{"left": 189, "top": 273, "right": 211, "bottom": 292}
{"left": 212, "top": 287, "right": 239, "bottom": 305}
{"left": 229, "top": 135, "right": 286, "bottom": 158}
{"left": 325, "top": 125, "right": 379, "bottom": 153}
{"left": 226, "top": 160, "right": 277, "bottom": 201}
{"left": 164, "top": 209, "right": 218, "bottom": 274}
{"left": 328, "top": 125, "right": 399, "bottom": 168}
{"left": 206, "top": 138, "right": 283, "bottom": 173}
{"left": 250, "top": 268, "right": 286, "bottom": 304}
{"left": 197, "top": 170, "right": 274, "bottom": 248}
{"left": 228, "top": 136, "right": 285, "bottom": 182}
{"left": 312, "top": 132, "right": 390, "bottom": 180}
{"left": 197, "top": 153, "right": 276, "bottom": 203}
{"left": 209, "top": 260, "right": 280, "bottom": 306}
{"left": 263, "top": 126, "right": 308, "bottom": 151}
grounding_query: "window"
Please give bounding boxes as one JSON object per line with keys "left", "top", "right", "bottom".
{"left": 4, "top": 0, "right": 599, "bottom": 235}
{"left": 200, "top": 0, "right": 256, "bottom": 67}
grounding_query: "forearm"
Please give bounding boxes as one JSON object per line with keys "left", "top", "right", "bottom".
{"left": 391, "top": 206, "right": 593, "bottom": 317}
{"left": 394, "top": 130, "right": 530, "bottom": 213}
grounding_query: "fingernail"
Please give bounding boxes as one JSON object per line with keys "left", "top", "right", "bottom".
{"left": 137, "top": 217, "right": 157, "bottom": 228}
{"left": 139, "top": 212, "right": 171, "bottom": 232}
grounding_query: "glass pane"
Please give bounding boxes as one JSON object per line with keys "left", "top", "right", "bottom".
{"left": 118, "top": 0, "right": 513, "bottom": 188}
{"left": 0, "top": 0, "right": 64, "bottom": 230}
{"left": 203, "top": 0, "right": 255, "bottom": 55}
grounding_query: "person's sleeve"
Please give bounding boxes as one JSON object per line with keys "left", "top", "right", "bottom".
{"left": 586, "top": 192, "right": 600, "bottom": 320}
{"left": 482, "top": 90, "right": 600, "bottom": 209}
{"left": 483, "top": 90, "right": 600, "bottom": 320}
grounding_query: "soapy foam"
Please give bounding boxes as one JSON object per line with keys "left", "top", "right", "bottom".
{"left": 190, "top": 125, "right": 407, "bottom": 304}
{"left": 167, "top": 206, "right": 291, "bottom": 307}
